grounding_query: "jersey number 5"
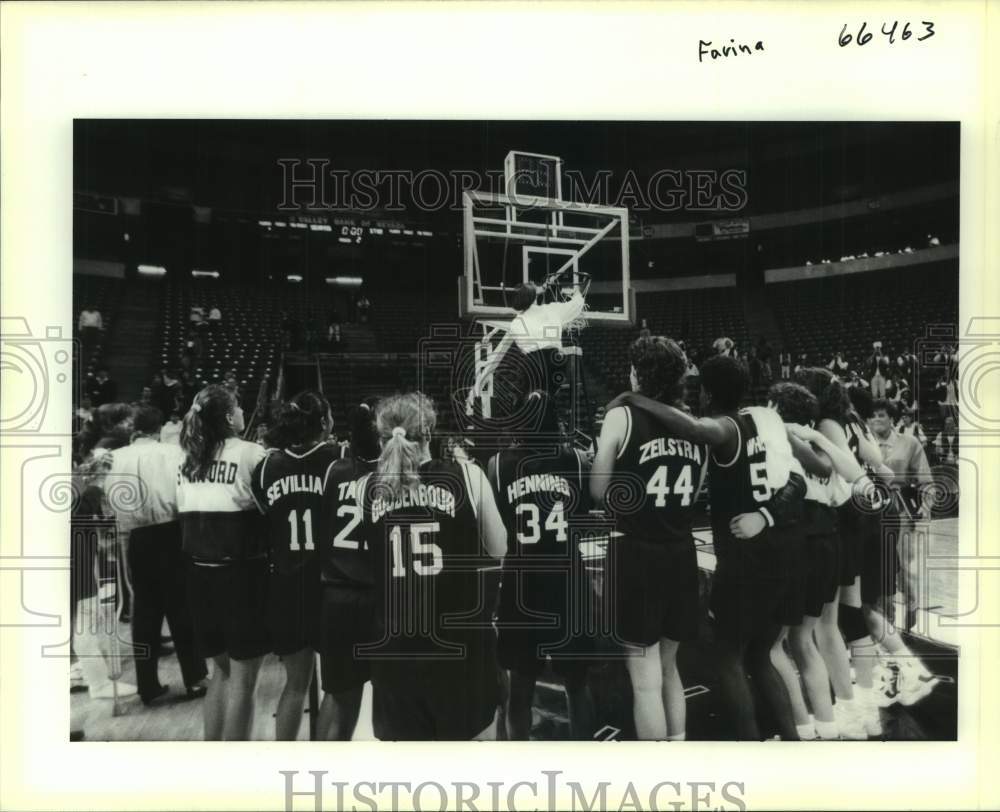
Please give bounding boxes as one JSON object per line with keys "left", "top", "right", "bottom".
{"left": 750, "top": 462, "right": 771, "bottom": 502}
{"left": 390, "top": 522, "right": 443, "bottom": 577}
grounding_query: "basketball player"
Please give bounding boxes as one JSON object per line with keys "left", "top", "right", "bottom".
{"left": 488, "top": 391, "right": 595, "bottom": 740}
{"left": 250, "top": 391, "right": 339, "bottom": 740}
{"left": 590, "top": 337, "right": 705, "bottom": 741}
{"left": 315, "top": 403, "right": 381, "bottom": 740}
{"left": 177, "top": 385, "right": 268, "bottom": 740}
{"left": 767, "top": 382, "right": 873, "bottom": 739}
{"left": 609, "top": 354, "right": 806, "bottom": 741}
{"left": 357, "top": 393, "right": 508, "bottom": 740}
{"left": 793, "top": 367, "right": 880, "bottom": 738}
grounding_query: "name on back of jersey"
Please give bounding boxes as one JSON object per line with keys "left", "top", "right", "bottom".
{"left": 265, "top": 473, "right": 324, "bottom": 506}
{"left": 506, "top": 473, "right": 572, "bottom": 504}
{"left": 371, "top": 483, "right": 457, "bottom": 524}
{"left": 638, "top": 437, "right": 704, "bottom": 466}
{"left": 746, "top": 435, "right": 766, "bottom": 457}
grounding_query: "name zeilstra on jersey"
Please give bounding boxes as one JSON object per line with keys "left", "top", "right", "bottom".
{"left": 638, "top": 437, "right": 704, "bottom": 465}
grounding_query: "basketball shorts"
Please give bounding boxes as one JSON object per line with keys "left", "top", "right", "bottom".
{"left": 267, "top": 563, "right": 322, "bottom": 656}
{"left": 801, "top": 530, "right": 841, "bottom": 618}
{"left": 497, "top": 568, "right": 593, "bottom": 683}
{"left": 371, "top": 637, "right": 500, "bottom": 740}
{"left": 609, "top": 535, "right": 699, "bottom": 647}
{"left": 860, "top": 511, "right": 900, "bottom": 605}
{"left": 319, "top": 584, "right": 375, "bottom": 694}
{"left": 187, "top": 558, "right": 269, "bottom": 661}
{"left": 835, "top": 503, "right": 864, "bottom": 586}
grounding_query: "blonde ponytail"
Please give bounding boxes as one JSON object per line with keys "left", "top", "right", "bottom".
{"left": 375, "top": 393, "right": 437, "bottom": 501}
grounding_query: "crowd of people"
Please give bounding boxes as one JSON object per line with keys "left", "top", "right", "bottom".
{"left": 69, "top": 323, "right": 949, "bottom": 742}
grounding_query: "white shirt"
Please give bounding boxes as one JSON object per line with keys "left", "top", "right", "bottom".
{"left": 208, "top": 308, "right": 222, "bottom": 321}
{"left": 104, "top": 437, "right": 185, "bottom": 533}
{"left": 508, "top": 291, "right": 585, "bottom": 354}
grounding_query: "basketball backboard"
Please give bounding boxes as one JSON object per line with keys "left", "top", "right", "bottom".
{"left": 460, "top": 188, "right": 633, "bottom": 324}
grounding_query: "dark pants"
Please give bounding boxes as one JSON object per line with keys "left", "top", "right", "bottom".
{"left": 127, "top": 521, "right": 206, "bottom": 699}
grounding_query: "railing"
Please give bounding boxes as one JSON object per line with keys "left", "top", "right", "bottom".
{"left": 242, "top": 375, "right": 271, "bottom": 441}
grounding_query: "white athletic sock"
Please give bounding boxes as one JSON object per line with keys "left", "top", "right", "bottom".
{"left": 796, "top": 720, "right": 818, "bottom": 740}
{"left": 666, "top": 732, "right": 686, "bottom": 741}
{"left": 815, "top": 719, "right": 840, "bottom": 740}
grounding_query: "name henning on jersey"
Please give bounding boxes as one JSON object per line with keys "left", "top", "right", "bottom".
{"left": 371, "top": 483, "right": 457, "bottom": 524}
{"left": 506, "top": 473, "right": 572, "bottom": 503}
{"left": 638, "top": 436, "right": 704, "bottom": 466}
{"left": 264, "top": 473, "right": 324, "bottom": 506}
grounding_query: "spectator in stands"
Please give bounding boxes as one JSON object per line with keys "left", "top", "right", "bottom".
{"left": 933, "top": 416, "right": 959, "bottom": 466}
{"left": 896, "top": 350, "right": 917, "bottom": 382}
{"left": 137, "top": 386, "right": 155, "bottom": 407}
{"left": 935, "top": 374, "right": 958, "bottom": 421}
{"left": 159, "top": 370, "right": 183, "bottom": 415}
{"left": 638, "top": 318, "right": 652, "bottom": 339}
{"left": 869, "top": 343, "right": 888, "bottom": 398}
{"left": 183, "top": 328, "right": 203, "bottom": 365}
{"left": 160, "top": 410, "right": 182, "bottom": 445}
{"left": 897, "top": 410, "right": 928, "bottom": 447}
{"left": 88, "top": 367, "right": 118, "bottom": 407}
{"left": 78, "top": 306, "right": 104, "bottom": 358}
{"left": 179, "top": 370, "right": 198, "bottom": 413}
{"left": 827, "top": 352, "right": 849, "bottom": 375}
{"left": 74, "top": 397, "right": 94, "bottom": 434}
{"left": 779, "top": 349, "right": 792, "bottom": 381}
{"left": 868, "top": 398, "right": 934, "bottom": 628}
{"left": 793, "top": 353, "right": 809, "bottom": 376}
{"left": 748, "top": 346, "right": 762, "bottom": 389}
{"left": 845, "top": 369, "right": 868, "bottom": 390}
{"left": 356, "top": 294, "right": 371, "bottom": 324}
{"left": 207, "top": 306, "right": 223, "bottom": 335}
{"left": 327, "top": 321, "right": 344, "bottom": 352}
{"left": 189, "top": 305, "right": 206, "bottom": 328}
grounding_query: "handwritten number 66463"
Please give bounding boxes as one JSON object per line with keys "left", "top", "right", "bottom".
{"left": 839, "top": 21, "right": 935, "bottom": 47}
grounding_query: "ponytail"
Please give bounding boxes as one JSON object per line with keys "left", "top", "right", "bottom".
{"left": 266, "top": 390, "right": 331, "bottom": 449}
{"left": 375, "top": 393, "right": 436, "bottom": 501}
{"left": 180, "top": 385, "right": 237, "bottom": 481}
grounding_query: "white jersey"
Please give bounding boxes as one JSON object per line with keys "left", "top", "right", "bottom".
{"left": 177, "top": 436, "right": 267, "bottom": 562}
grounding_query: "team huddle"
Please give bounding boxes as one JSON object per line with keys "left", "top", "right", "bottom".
{"left": 97, "top": 331, "right": 939, "bottom": 742}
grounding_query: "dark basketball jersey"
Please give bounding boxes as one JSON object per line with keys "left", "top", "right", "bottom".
{"left": 842, "top": 412, "right": 890, "bottom": 514}
{"left": 251, "top": 443, "right": 340, "bottom": 576}
{"left": 492, "top": 445, "right": 590, "bottom": 622}
{"left": 708, "top": 410, "right": 786, "bottom": 578}
{"left": 359, "top": 458, "right": 495, "bottom": 661}
{"left": 612, "top": 405, "right": 707, "bottom": 544}
{"left": 321, "top": 456, "right": 377, "bottom": 586}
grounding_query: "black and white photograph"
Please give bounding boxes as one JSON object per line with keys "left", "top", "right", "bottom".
{"left": 68, "top": 119, "right": 960, "bottom": 743}
{"left": 3, "top": 3, "right": 997, "bottom": 811}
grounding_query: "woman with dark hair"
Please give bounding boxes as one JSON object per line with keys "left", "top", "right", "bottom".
{"left": 177, "top": 385, "right": 268, "bottom": 740}
{"left": 250, "top": 390, "right": 338, "bottom": 739}
{"left": 358, "top": 393, "right": 508, "bottom": 740}
{"left": 793, "top": 367, "right": 881, "bottom": 738}
{"left": 489, "top": 391, "right": 595, "bottom": 739}
{"left": 315, "top": 402, "right": 381, "bottom": 740}
{"left": 591, "top": 337, "right": 706, "bottom": 740}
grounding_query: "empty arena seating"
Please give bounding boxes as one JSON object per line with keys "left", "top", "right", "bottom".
{"left": 769, "top": 261, "right": 958, "bottom": 374}
{"left": 581, "top": 287, "right": 751, "bottom": 396}
{"left": 73, "top": 275, "right": 123, "bottom": 379}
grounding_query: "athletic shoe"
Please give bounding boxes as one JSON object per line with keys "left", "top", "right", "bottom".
{"left": 874, "top": 662, "right": 901, "bottom": 708}
{"left": 897, "top": 664, "right": 940, "bottom": 706}
{"left": 855, "top": 689, "right": 883, "bottom": 737}
{"left": 834, "top": 700, "right": 867, "bottom": 740}
{"left": 88, "top": 681, "right": 137, "bottom": 700}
